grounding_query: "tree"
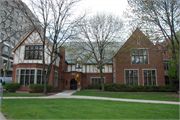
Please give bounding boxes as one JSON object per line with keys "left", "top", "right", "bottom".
{"left": 19, "top": 0, "right": 84, "bottom": 94}
{"left": 126, "top": 0, "right": 179, "bottom": 75}
{"left": 67, "top": 13, "right": 123, "bottom": 91}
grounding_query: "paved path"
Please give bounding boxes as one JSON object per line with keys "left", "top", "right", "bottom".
{"left": 1, "top": 90, "right": 180, "bottom": 120}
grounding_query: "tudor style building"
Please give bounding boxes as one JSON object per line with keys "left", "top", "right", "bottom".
{"left": 12, "top": 28, "right": 165, "bottom": 92}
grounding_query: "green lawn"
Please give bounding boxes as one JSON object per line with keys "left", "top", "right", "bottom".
{"left": 1, "top": 99, "right": 179, "bottom": 119}
{"left": 1, "top": 93, "right": 43, "bottom": 97}
{"left": 73, "top": 89, "right": 179, "bottom": 101}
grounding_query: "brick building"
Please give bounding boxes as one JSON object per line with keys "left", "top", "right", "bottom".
{"left": 12, "top": 28, "right": 165, "bottom": 92}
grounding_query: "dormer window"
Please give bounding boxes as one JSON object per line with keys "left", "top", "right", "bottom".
{"left": 76, "top": 57, "right": 82, "bottom": 69}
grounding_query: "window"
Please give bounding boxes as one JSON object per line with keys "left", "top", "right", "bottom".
{"left": 21, "top": 17, "right": 23, "bottom": 21}
{"left": 28, "top": 24, "right": 30, "bottom": 27}
{"left": 25, "top": 45, "right": 43, "bottom": 59}
{"left": 131, "top": 49, "right": 148, "bottom": 64}
{"left": 137, "top": 37, "right": 141, "bottom": 45}
{"left": 125, "top": 70, "right": 138, "bottom": 85}
{"left": 164, "top": 62, "right": 169, "bottom": 71}
{"left": 1, "top": 33, "right": 4, "bottom": 39}
{"left": 8, "top": 27, "right": 11, "bottom": 31}
{"left": 9, "top": 16, "right": 13, "bottom": 21}
{"left": 54, "top": 72, "right": 58, "bottom": 87}
{"left": 76, "top": 61, "right": 82, "bottom": 69}
{"left": 20, "top": 69, "right": 35, "bottom": 86}
{"left": 12, "top": 40, "right": 15, "bottom": 45}
{"left": 18, "top": 34, "right": 21, "bottom": 38}
{"left": 24, "top": 29, "right": 26, "bottom": 33}
{"left": 143, "top": 70, "right": 156, "bottom": 86}
{"left": 19, "top": 25, "right": 22, "bottom": 29}
{"left": 91, "top": 78, "right": 105, "bottom": 84}
{"left": 25, "top": 20, "right": 27, "bottom": 24}
{"left": 15, "top": 70, "right": 19, "bottom": 82}
{"left": 7, "top": 37, "right": 10, "bottom": 42}
{"left": 5, "top": 1, "right": 8, "bottom": 6}
{"left": 15, "top": 21, "right": 18, "bottom": 26}
{"left": 16, "top": 12, "right": 19, "bottom": 17}
{"left": 66, "top": 80, "right": 68, "bottom": 86}
{"left": 2, "top": 22, "right": 5, "bottom": 27}
{"left": 37, "top": 70, "right": 44, "bottom": 84}
{"left": 17, "top": 3, "right": 20, "bottom": 7}
{"left": 21, "top": 9, "right": 24, "bottom": 12}
{"left": 4, "top": 46, "right": 9, "bottom": 52}
{"left": 4, "top": 11, "right": 7, "bottom": 17}
{"left": 10, "top": 62, "right": 13, "bottom": 68}
{"left": 3, "top": 59, "right": 7, "bottom": 64}
{"left": 11, "top": 7, "right": 14, "bottom": 12}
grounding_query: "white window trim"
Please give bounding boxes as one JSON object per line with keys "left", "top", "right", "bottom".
{"left": 90, "top": 77, "right": 106, "bottom": 84}
{"left": 142, "top": 69, "right": 157, "bottom": 86}
{"left": 124, "top": 69, "right": 139, "bottom": 85}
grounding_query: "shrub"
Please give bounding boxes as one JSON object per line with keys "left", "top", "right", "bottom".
{"left": 87, "top": 84, "right": 101, "bottom": 89}
{"left": 4, "top": 83, "right": 20, "bottom": 92}
{"left": 103, "top": 83, "right": 177, "bottom": 92}
{"left": 29, "top": 84, "right": 53, "bottom": 92}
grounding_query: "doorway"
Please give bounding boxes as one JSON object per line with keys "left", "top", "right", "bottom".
{"left": 70, "top": 79, "right": 77, "bottom": 90}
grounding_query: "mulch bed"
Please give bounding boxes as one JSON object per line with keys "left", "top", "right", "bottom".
{"left": 3, "top": 91, "right": 59, "bottom": 96}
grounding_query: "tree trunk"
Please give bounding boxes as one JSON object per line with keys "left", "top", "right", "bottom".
{"left": 44, "top": 78, "right": 48, "bottom": 94}
{"left": 100, "top": 69, "right": 105, "bottom": 92}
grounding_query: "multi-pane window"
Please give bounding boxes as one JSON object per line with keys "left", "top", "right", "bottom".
{"left": 91, "top": 78, "right": 104, "bottom": 84}
{"left": 131, "top": 49, "right": 148, "bottom": 64}
{"left": 4, "top": 46, "right": 9, "bottom": 52}
{"left": 25, "top": 46, "right": 43, "bottom": 59}
{"left": 76, "top": 61, "right": 82, "bottom": 69}
{"left": 164, "top": 62, "right": 169, "bottom": 71}
{"left": 20, "top": 69, "right": 35, "bottom": 86}
{"left": 143, "top": 70, "right": 156, "bottom": 86}
{"left": 125, "top": 70, "right": 138, "bottom": 85}
{"left": 37, "top": 70, "right": 44, "bottom": 84}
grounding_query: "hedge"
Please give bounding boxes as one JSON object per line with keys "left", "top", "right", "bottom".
{"left": 4, "top": 83, "right": 20, "bottom": 92}
{"left": 99, "top": 83, "right": 176, "bottom": 92}
{"left": 87, "top": 84, "right": 101, "bottom": 89}
{"left": 29, "top": 84, "right": 53, "bottom": 92}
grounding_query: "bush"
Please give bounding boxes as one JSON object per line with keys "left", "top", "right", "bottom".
{"left": 4, "top": 83, "right": 20, "bottom": 92}
{"left": 87, "top": 84, "right": 101, "bottom": 89}
{"left": 29, "top": 84, "right": 53, "bottom": 92}
{"left": 102, "top": 83, "right": 177, "bottom": 92}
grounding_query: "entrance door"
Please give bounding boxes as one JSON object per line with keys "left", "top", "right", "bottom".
{"left": 70, "top": 79, "right": 77, "bottom": 90}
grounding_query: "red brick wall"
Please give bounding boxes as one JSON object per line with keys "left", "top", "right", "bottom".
{"left": 114, "top": 28, "right": 165, "bottom": 86}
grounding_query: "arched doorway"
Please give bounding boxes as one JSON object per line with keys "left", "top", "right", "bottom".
{"left": 70, "top": 79, "right": 77, "bottom": 90}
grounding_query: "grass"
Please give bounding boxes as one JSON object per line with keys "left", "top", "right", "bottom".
{"left": 0, "top": 93, "right": 44, "bottom": 97}
{"left": 73, "top": 89, "right": 179, "bottom": 101}
{"left": 1, "top": 99, "right": 179, "bottom": 119}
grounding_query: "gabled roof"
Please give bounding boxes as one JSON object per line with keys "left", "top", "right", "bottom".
{"left": 12, "top": 28, "right": 38, "bottom": 52}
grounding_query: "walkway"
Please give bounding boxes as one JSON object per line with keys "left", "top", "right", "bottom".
{"left": 1, "top": 90, "right": 180, "bottom": 120}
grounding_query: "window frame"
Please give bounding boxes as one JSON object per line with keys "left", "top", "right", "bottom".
{"left": 143, "top": 69, "right": 157, "bottom": 86}
{"left": 164, "top": 62, "right": 170, "bottom": 71}
{"left": 4, "top": 46, "right": 9, "bottom": 52}
{"left": 124, "top": 69, "right": 139, "bottom": 85}
{"left": 90, "top": 77, "right": 106, "bottom": 84}
{"left": 24, "top": 45, "right": 43, "bottom": 60}
{"left": 131, "top": 48, "right": 149, "bottom": 65}
{"left": 20, "top": 69, "right": 35, "bottom": 86}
